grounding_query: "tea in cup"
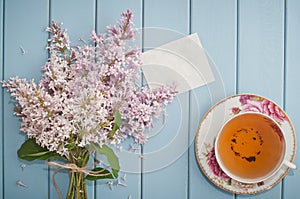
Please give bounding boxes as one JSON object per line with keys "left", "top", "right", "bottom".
{"left": 215, "top": 112, "right": 296, "bottom": 183}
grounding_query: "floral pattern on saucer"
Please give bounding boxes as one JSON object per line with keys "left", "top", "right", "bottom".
{"left": 195, "top": 94, "right": 296, "bottom": 194}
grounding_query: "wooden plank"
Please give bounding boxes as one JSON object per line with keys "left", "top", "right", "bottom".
{"left": 189, "top": 0, "right": 236, "bottom": 198}
{"left": 142, "top": 0, "right": 190, "bottom": 199}
{"left": 49, "top": 0, "right": 96, "bottom": 198}
{"left": 283, "top": 0, "right": 300, "bottom": 197}
{"left": 142, "top": 95, "right": 189, "bottom": 199}
{"left": 0, "top": 0, "right": 4, "bottom": 198}
{"left": 237, "top": 0, "right": 284, "bottom": 198}
{"left": 97, "top": 0, "right": 142, "bottom": 33}
{"left": 96, "top": 1, "right": 142, "bottom": 198}
{"left": 238, "top": 0, "right": 284, "bottom": 103}
{"left": 50, "top": 0, "right": 96, "bottom": 46}
{"left": 191, "top": 0, "right": 237, "bottom": 96}
{"left": 3, "top": 0, "right": 49, "bottom": 198}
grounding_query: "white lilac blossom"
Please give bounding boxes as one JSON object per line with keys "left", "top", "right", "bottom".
{"left": 2, "top": 10, "right": 176, "bottom": 157}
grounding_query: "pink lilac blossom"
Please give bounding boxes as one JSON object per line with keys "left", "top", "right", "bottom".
{"left": 2, "top": 10, "right": 176, "bottom": 156}
{"left": 45, "top": 21, "right": 70, "bottom": 55}
{"left": 207, "top": 146, "right": 230, "bottom": 180}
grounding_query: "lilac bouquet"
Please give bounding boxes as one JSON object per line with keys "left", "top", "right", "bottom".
{"left": 2, "top": 10, "right": 176, "bottom": 199}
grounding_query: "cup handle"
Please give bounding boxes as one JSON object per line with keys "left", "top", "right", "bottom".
{"left": 283, "top": 160, "right": 297, "bottom": 170}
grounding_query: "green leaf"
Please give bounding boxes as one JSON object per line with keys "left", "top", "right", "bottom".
{"left": 18, "top": 138, "right": 59, "bottom": 161}
{"left": 108, "top": 110, "right": 122, "bottom": 138}
{"left": 85, "top": 167, "right": 114, "bottom": 181}
{"left": 114, "top": 110, "right": 122, "bottom": 127}
{"left": 65, "top": 143, "right": 75, "bottom": 150}
{"left": 91, "top": 144, "right": 120, "bottom": 178}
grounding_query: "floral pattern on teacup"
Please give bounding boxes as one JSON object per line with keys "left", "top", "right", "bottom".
{"left": 203, "top": 141, "right": 264, "bottom": 190}
{"left": 231, "top": 95, "right": 287, "bottom": 123}
{"left": 207, "top": 146, "right": 230, "bottom": 180}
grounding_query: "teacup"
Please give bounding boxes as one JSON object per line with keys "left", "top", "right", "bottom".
{"left": 215, "top": 112, "right": 296, "bottom": 184}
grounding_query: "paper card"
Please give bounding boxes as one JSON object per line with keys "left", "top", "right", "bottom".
{"left": 141, "top": 33, "right": 215, "bottom": 94}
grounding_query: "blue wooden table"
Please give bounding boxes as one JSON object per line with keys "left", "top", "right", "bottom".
{"left": 1, "top": 0, "right": 299, "bottom": 198}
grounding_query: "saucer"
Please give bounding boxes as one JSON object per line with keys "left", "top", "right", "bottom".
{"left": 195, "top": 94, "right": 296, "bottom": 194}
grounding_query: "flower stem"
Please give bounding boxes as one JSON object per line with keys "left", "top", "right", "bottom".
{"left": 75, "top": 172, "right": 81, "bottom": 199}
{"left": 66, "top": 172, "right": 75, "bottom": 199}
{"left": 65, "top": 147, "right": 89, "bottom": 199}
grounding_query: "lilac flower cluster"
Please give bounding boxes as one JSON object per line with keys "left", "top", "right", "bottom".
{"left": 2, "top": 10, "right": 176, "bottom": 156}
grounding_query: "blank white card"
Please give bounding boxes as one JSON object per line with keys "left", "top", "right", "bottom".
{"left": 141, "top": 33, "right": 215, "bottom": 94}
